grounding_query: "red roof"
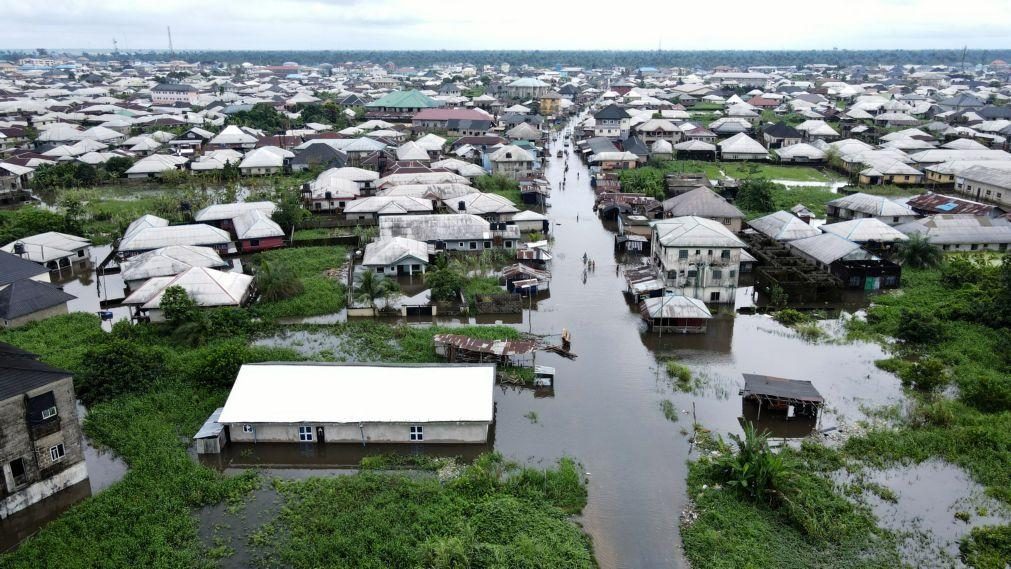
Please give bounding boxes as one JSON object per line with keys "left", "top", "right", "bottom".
{"left": 412, "top": 108, "right": 490, "bottom": 122}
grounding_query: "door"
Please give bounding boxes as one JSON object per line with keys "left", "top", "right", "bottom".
{"left": 316, "top": 426, "right": 325, "bottom": 444}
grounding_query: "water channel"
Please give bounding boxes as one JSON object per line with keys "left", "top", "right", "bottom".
{"left": 14, "top": 120, "right": 995, "bottom": 567}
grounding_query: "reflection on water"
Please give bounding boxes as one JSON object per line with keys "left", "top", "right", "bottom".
{"left": 0, "top": 405, "right": 128, "bottom": 552}
{"left": 840, "top": 460, "right": 1010, "bottom": 567}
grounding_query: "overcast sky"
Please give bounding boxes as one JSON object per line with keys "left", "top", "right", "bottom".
{"left": 2, "top": 0, "right": 1010, "bottom": 51}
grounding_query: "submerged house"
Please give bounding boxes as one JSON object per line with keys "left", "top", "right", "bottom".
{"left": 787, "top": 232, "right": 901, "bottom": 290}
{"left": 1, "top": 232, "right": 91, "bottom": 271}
{"left": 204, "top": 363, "right": 495, "bottom": 450}
{"left": 0, "top": 343, "right": 87, "bottom": 518}
{"left": 123, "top": 267, "right": 253, "bottom": 321}
{"left": 379, "top": 214, "right": 520, "bottom": 251}
{"left": 0, "top": 251, "right": 76, "bottom": 328}
{"left": 650, "top": 216, "right": 746, "bottom": 304}
{"left": 639, "top": 295, "right": 713, "bottom": 333}
{"left": 118, "top": 245, "right": 229, "bottom": 291}
{"left": 362, "top": 237, "right": 430, "bottom": 276}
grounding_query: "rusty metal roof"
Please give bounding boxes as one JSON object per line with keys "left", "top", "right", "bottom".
{"left": 433, "top": 334, "right": 538, "bottom": 356}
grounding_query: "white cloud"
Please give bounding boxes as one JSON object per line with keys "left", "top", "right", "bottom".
{"left": 0, "top": 0, "right": 1008, "bottom": 50}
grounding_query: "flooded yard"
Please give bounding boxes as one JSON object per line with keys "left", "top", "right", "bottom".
{"left": 230, "top": 130, "right": 912, "bottom": 568}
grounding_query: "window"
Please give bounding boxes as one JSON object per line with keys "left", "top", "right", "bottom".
{"left": 721, "top": 250, "right": 730, "bottom": 260}
{"left": 505, "top": 241, "right": 513, "bottom": 248}
{"left": 410, "top": 425, "right": 424, "bottom": 441}
{"left": 695, "top": 249, "right": 700, "bottom": 255}
{"left": 971, "top": 244, "right": 979, "bottom": 251}
{"left": 484, "top": 241, "right": 491, "bottom": 249}
{"left": 892, "top": 217, "right": 899, "bottom": 223}
{"left": 686, "top": 269, "right": 698, "bottom": 278}
{"left": 77, "top": 250, "right": 86, "bottom": 258}
{"left": 242, "top": 425, "right": 253, "bottom": 433}
{"left": 707, "top": 249, "right": 713, "bottom": 256}
{"left": 49, "top": 444, "right": 65, "bottom": 462}
{"left": 298, "top": 426, "right": 313, "bottom": 442}
{"left": 709, "top": 291, "right": 720, "bottom": 302}
{"left": 249, "top": 239, "right": 260, "bottom": 247}
{"left": 678, "top": 249, "right": 688, "bottom": 259}
{"left": 9, "top": 458, "right": 26, "bottom": 486}
{"left": 41, "top": 406, "right": 58, "bottom": 420}
{"left": 469, "top": 241, "right": 477, "bottom": 250}
{"left": 712, "top": 269, "right": 722, "bottom": 280}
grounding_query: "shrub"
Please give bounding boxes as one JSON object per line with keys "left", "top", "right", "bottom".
{"left": 895, "top": 308, "right": 945, "bottom": 344}
{"left": 715, "top": 422, "right": 796, "bottom": 504}
{"left": 159, "top": 285, "right": 198, "bottom": 327}
{"left": 960, "top": 524, "right": 1011, "bottom": 569}
{"left": 772, "top": 308, "right": 810, "bottom": 326}
{"left": 898, "top": 357, "right": 948, "bottom": 392}
{"left": 426, "top": 267, "right": 466, "bottom": 301}
{"left": 665, "top": 360, "right": 692, "bottom": 384}
{"left": 75, "top": 339, "right": 169, "bottom": 405}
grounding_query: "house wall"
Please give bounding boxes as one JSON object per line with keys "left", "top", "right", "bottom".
{"left": 0, "top": 377, "right": 86, "bottom": 518}
{"left": 2, "top": 302, "right": 69, "bottom": 329}
{"left": 239, "top": 236, "right": 285, "bottom": 253}
{"left": 491, "top": 161, "right": 533, "bottom": 180}
{"left": 241, "top": 166, "right": 283, "bottom": 176}
{"left": 954, "top": 176, "right": 1011, "bottom": 207}
{"left": 720, "top": 152, "right": 769, "bottom": 161}
{"left": 226, "top": 421, "right": 490, "bottom": 444}
{"left": 826, "top": 206, "right": 917, "bottom": 226}
{"left": 652, "top": 244, "right": 742, "bottom": 304}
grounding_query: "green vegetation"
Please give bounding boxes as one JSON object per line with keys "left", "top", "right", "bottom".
{"left": 352, "top": 269, "right": 399, "bottom": 314}
{"left": 618, "top": 167, "right": 665, "bottom": 199}
{"left": 0, "top": 205, "right": 84, "bottom": 246}
{"left": 660, "top": 399, "right": 679, "bottom": 422}
{"left": 960, "top": 524, "right": 1011, "bottom": 569}
{"left": 843, "top": 257, "right": 1011, "bottom": 503}
{"left": 291, "top": 227, "right": 335, "bottom": 241}
{"left": 473, "top": 174, "right": 522, "bottom": 205}
{"left": 852, "top": 184, "right": 918, "bottom": 197}
{"left": 720, "top": 162, "right": 840, "bottom": 183}
{"left": 250, "top": 246, "right": 347, "bottom": 320}
{"left": 260, "top": 454, "right": 592, "bottom": 569}
{"left": 0, "top": 313, "right": 298, "bottom": 568}
{"left": 895, "top": 233, "right": 942, "bottom": 268}
{"left": 683, "top": 436, "right": 902, "bottom": 568}
{"left": 768, "top": 185, "right": 838, "bottom": 217}
{"left": 665, "top": 360, "right": 693, "bottom": 388}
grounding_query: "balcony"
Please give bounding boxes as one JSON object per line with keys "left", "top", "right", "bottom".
{"left": 29, "top": 417, "right": 61, "bottom": 440}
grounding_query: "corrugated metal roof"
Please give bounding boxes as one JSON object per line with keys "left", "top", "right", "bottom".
{"left": 218, "top": 363, "right": 494, "bottom": 424}
{"left": 433, "top": 334, "right": 537, "bottom": 356}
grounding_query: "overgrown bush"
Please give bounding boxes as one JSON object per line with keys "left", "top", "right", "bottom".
{"left": 959, "top": 524, "right": 1011, "bottom": 569}
{"left": 75, "top": 339, "right": 169, "bottom": 405}
{"left": 895, "top": 308, "right": 945, "bottom": 344}
{"left": 714, "top": 422, "right": 796, "bottom": 504}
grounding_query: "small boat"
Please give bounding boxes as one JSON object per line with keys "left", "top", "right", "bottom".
{"left": 556, "top": 150, "right": 563, "bottom": 158}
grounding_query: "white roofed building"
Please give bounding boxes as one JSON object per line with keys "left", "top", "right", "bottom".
{"left": 209, "top": 363, "right": 495, "bottom": 447}
{"left": 362, "top": 237, "right": 431, "bottom": 275}
{"left": 123, "top": 267, "right": 253, "bottom": 322}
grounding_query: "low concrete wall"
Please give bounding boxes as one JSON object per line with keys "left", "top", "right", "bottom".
{"left": 227, "top": 421, "right": 489, "bottom": 444}
{"left": 0, "top": 462, "right": 89, "bottom": 519}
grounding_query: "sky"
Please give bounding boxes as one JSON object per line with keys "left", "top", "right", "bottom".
{"left": 2, "top": 0, "right": 1011, "bottom": 51}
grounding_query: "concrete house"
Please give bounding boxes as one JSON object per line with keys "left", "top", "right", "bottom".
{"left": 660, "top": 187, "right": 745, "bottom": 232}
{"left": 650, "top": 216, "right": 746, "bottom": 304}
{"left": 593, "top": 104, "right": 631, "bottom": 139}
{"left": 123, "top": 266, "right": 253, "bottom": 322}
{"left": 1, "top": 232, "right": 90, "bottom": 272}
{"left": 362, "top": 237, "right": 430, "bottom": 275}
{"left": 825, "top": 193, "right": 918, "bottom": 226}
{"left": 488, "top": 145, "right": 535, "bottom": 180}
{"left": 380, "top": 214, "right": 520, "bottom": 251}
{"left": 0, "top": 252, "right": 76, "bottom": 328}
{"left": 150, "top": 83, "right": 197, "bottom": 105}
{"left": 204, "top": 363, "right": 495, "bottom": 450}
{"left": 0, "top": 344, "right": 87, "bottom": 519}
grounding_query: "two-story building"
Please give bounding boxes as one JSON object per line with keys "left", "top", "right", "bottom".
{"left": 650, "top": 216, "right": 746, "bottom": 304}
{"left": 593, "top": 104, "right": 631, "bottom": 140}
{"left": 1, "top": 344, "right": 87, "bottom": 518}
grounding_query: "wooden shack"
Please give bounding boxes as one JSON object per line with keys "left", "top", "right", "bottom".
{"left": 740, "top": 374, "right": 824, "bottom": 420}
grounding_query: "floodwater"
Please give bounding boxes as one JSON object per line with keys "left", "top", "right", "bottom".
{"left": 229, "top": 123, "right": 908, "bottom": 568}
{"left": 840, "top": 460, "right": 1010, "bottom": 567}
{"left": 0, "top": 404, "right": 128, "bottom": 552}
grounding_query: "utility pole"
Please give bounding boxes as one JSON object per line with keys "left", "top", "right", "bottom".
{"left": 167, "top": 26, "right": 174, "bottom": 56}
{"left": 112, "top": 38, "right": 118, "bottom": 55}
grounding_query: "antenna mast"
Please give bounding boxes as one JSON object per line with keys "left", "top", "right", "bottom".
{"left": 112, "top": 38, "right": 118, "bottom": 55}
{"left": 167, "top": 26, "right": 174, "bottom": 55}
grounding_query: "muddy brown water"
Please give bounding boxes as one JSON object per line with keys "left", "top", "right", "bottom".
{"left": 230, "top": 130, "right": 910, "bottom": 569}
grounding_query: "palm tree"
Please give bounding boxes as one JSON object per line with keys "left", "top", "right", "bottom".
{"left": 896, "top": 233, "right": 942, "bottom": 269}
{"left": 254, "top": 259, "right": 304, "bottom": 301}
{"left": 354, "top": 270, "right": 399, "bottom": 315}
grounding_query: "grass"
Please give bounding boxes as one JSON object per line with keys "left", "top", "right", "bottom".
{"left": 258, "top": 454, "right": 592, "bottom": 569}
{"left": 842, "top": 263, "right": 1011, "bottom": 503}
{"left": 250, "top": 246, "right": 347, "bottom": 320}
{"left": 464, "top": 275, "right": 504, "bottom": 298}
{"left": 765, "top": 184, "right": 839, "bottom": 218}
{"left": 683, "top": 444, "right": 903, "bottom": 569}
{"left": 0, "top": 314, "right": 278, "bottom": 568}
{"left": 851, "top": 184, "right": 919, "bottom": 197}
{"left": 291, "top": 227, "right": 336, "bottom": 241}
{"left": 720, "top": 163, "right": 841, "bottom": 183}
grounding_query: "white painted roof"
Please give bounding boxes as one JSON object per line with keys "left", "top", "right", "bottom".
{"left": 120, "top": 245, "right": 228, "bottom": 282}
{"left": 210, "top": 125, "right": 259, "bottom": 145}
{"left": 194, "top": 201, "right": 277, "bottom": 222}
{"left": 748, "top": 211, "right": 822, "bottom": 241}
{"left": 651, "top": 216, "right": 745, "bottom": 248}
{"left": 363, "top": 236, "right": 430, "bottom": 266}
{"left": 118, "top": 224, "right": 231, "bottom": 252}
{"left": 232, "top": 210, "right": 284, "bottom": 239}
{"left": 1, "top": 231, "right": 90, "bottom": 262}
{"left": 641, "top": 295, "right": 713, "bottom": 319}
{"left": 217, "top": 363, "right": 495, "bottom": 424}
{"left": 123, "top": 266, "right": 252, "bottom": 309}
{"left": 821, "top": 218, "right": 909, "bottom": 243}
